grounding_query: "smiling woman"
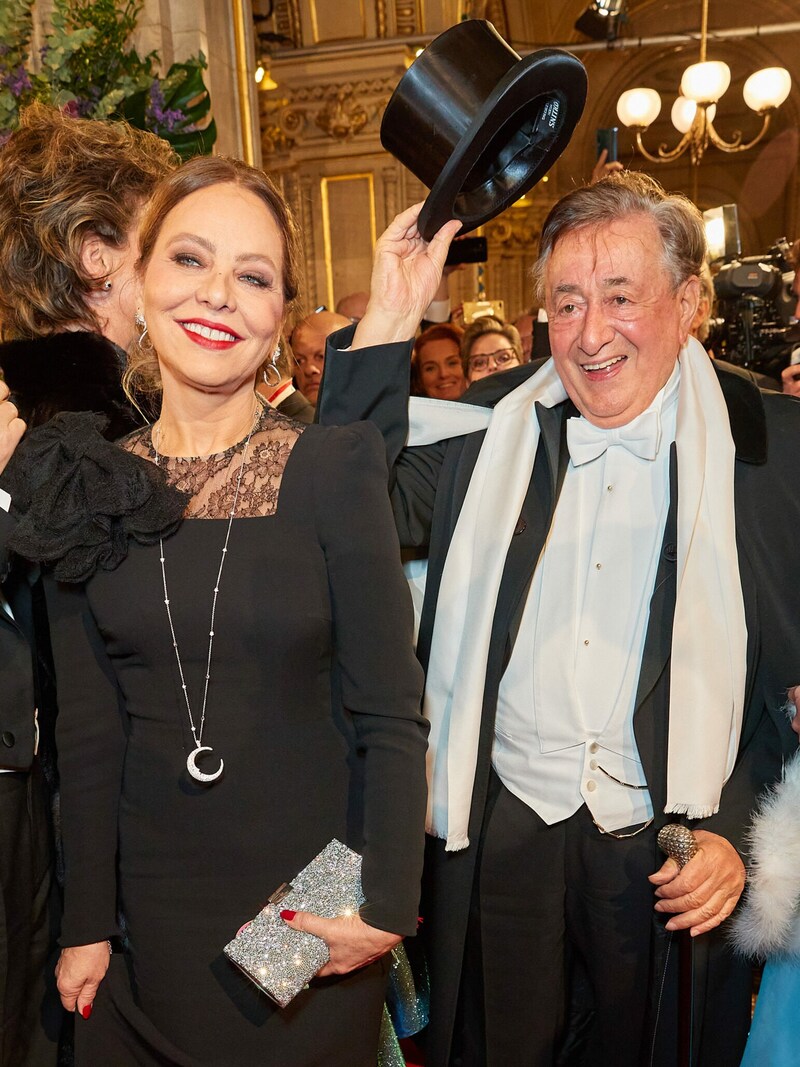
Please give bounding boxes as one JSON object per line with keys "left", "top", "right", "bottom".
{"left": 411, "top": 322, "right": 466, "bottom": 400}
{"left": 6, "top": 156, "right": 428, "bottom": 1066}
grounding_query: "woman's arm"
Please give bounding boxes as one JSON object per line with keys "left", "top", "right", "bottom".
{"left": 282, "top": 421, "right": 428, "bottom": 973}
{"left": 45, "top": 577, "right": 128, "bottom": 1009}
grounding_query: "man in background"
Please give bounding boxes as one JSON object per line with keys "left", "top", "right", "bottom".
{"left": 290, "top": 309, "right": 351, "bottom": 408}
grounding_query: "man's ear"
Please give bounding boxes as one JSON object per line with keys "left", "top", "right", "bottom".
{"left": 677, "top": 274, "right": 701, "bottom": 344}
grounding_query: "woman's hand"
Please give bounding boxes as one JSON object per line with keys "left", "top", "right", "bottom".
{"left": 0, "top": 381, "right": 25, "bottom": 477}
{"left": 55, "top": 942, "right": 111, "bottom": 1018}
{"left": 353, "top": 203, "right": 461, "bottom": 349}
{"left": 280, "top": 909, "right": 401, "bottom": 976}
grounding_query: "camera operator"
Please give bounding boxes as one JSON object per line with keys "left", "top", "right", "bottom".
{"left": 780, "top": 238, "right": 800, "bottom": 397}
{"left": 707, "top": 237, "right": 796, "bottom": 388}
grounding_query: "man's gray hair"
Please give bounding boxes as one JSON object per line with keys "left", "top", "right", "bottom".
{"left": 533, "top": 171, "right": 706, "bottom": 301}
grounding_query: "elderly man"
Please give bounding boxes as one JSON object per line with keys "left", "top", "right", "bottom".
{"left": 289, "top": 309, "right": 351, "bottom": 407}
{"left": 318, "top": 172, "right": 800, "bottom": 1067}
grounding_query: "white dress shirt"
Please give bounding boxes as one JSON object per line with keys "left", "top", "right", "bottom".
{"left": 493, "top": 364, "right": 680, "bottom": 831}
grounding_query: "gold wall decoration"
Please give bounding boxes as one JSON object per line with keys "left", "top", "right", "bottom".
{"left": 320, "top": 174, "right": 377, "bottom": 309}
{"left": 272, "top": 0, "right": 302, "bottom": 46}
{"left": 260, "top": 77, "right": 394, "bottom": 156}
{"left": 233, "top": 0, "right": 258, "bottom": 164}
{"left": 315, "top": 92, "right": 369, "bottom": 140}
{"left": 459, "top": 0, "right": 509, "bottom": 37}
{"left": 376, "top": 0, "right": 388, "bottom": 38}
{"left": 394, "top": 1, "right": 422, "bottom": 36}
{"left": 309, "top": 0, "right": 367, "bottom": 44}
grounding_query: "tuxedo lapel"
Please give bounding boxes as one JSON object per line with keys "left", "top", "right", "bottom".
{"left": 633, "top": 446, "right": 678, "bottom": 712}
{"left": 494, "top": 401, "right": 568, "bottom": 656}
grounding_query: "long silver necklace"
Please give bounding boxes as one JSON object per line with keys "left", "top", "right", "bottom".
{"left": 153, "top": 407, "right": 260, "bottom": 784}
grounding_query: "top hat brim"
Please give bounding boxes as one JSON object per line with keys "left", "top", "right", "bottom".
{"left": 414, "top": 49, "right": 587, "bottom": 241}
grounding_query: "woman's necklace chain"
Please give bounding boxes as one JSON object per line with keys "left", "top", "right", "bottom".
{"left": 152, "top": 407, "right": 260, "bottom": 784}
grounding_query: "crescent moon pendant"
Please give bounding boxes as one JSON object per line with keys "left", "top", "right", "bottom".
{"left": 187, "top": 745, "right": 224, "bottom": 783}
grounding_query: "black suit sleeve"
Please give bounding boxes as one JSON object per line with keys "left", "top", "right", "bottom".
{"left": 317, "top": 326, "right": 448, "bottom": 550}
{"left": 0, "top": 508, "right": 37, "bottom": 771}
{"left": 45, "top": 576, "right": 127, "bottom": 946}
{"left": 311, "top": 421, "right": 428, "bottom": 936}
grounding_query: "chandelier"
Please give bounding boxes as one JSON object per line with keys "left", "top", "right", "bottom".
{"left": 615, "top": 0, "right": 791, "bottom": 165}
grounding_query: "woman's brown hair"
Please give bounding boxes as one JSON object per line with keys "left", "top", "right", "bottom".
{"left": 0, "top": 103, "right": 177, "bottom": 340}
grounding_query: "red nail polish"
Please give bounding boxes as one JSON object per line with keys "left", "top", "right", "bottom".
{"left": 280, "top": 909, "right": 296, "bottom": 921}
{"left": 81, "top": 1004, "right": 93, "bottom": 1020}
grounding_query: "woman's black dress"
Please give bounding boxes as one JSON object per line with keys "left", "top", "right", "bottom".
{"left": 29, "top": 408, "right": 427, "bottom": 1066}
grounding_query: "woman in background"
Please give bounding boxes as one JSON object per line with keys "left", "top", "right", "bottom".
{"left": 0, "top": 103, "right": 177, "bottom": 435}
{"left": 460, "top": 315, "right": 522, "bottom": 385}
{"left": 410, "top": 323, "right": 465, "bottom": 400}
{"left": 0, "top": 104, "right": 176, "bottom": 1067}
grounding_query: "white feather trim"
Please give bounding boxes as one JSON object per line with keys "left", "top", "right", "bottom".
{"left": 731, "top": 749, "right": 800, "bottom": 958}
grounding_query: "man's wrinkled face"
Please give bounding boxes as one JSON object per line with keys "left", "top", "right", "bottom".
{"left": 545, "top": 215, "right": 698, "bottom": 428}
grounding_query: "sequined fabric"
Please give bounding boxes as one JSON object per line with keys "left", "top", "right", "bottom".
{"left": 223, "top": 839, "right": 364, "bottom": 1008}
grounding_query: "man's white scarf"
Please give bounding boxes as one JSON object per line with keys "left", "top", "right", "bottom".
{"left": 408, "top": 337, "right": 746, "bottom": 851}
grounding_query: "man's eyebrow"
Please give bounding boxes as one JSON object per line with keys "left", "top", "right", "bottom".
{"left": 602, "top": 275, "right": 631, "bottom": 287}
{"left": 553, "top": 283, "right": 582, "bottom": 295}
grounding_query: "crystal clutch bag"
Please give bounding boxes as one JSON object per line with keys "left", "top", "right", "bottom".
{"left": 223, "top": 838, "right": 364, "bottom": 1007}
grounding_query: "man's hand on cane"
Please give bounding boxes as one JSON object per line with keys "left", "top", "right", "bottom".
{"left": 649, "top": 829, "right": 746, "bottom": 936}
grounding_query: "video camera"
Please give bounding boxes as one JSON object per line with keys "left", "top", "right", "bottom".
{"left": 707, "top": 238, "right": 798, "bottom": 380}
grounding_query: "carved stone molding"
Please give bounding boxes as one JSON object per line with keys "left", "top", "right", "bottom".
{"left": 376, "top": 0, "right": 388, "bottom": 38}
{"left": 394, "top": 1, "right": 421, "bottom": 36}
{"left": 314, "top": 92, "right": 369, "bottom": 140}
{"left": 271, "top": 0, "right": 301, "bottom": 46}
{"left": 486, "top": 199, "right": 552, "bottom": 248}
{"left": 460, "top": 0, "right": 509, "bottom": 38}
{"left": 260, "top": 77, "right": 394, "bottom": 156}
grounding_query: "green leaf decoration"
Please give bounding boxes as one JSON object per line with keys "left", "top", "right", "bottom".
{"left": 0, "top": 0, "right": 216, "bottom": 159}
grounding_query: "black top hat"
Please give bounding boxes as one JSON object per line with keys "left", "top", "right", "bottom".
{"left": 381, "top": 20, "right": 588, "bottom": 241}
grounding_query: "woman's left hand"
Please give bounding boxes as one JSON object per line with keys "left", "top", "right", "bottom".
{"left": 280, "top": 909, "right": 401, "bottom": 976}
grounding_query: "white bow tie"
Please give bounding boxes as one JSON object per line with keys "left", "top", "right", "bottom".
{"left": 566, "top": 408, "right": 661, "bottom": 466}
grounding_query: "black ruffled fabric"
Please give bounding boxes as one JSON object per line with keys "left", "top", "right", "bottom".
{"left": 2, "top": 412, "right": 187, "bottom": 583}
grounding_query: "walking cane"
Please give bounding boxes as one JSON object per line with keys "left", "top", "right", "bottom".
{"left": 657, "top": 825, "right": 699, "bottom": 1067}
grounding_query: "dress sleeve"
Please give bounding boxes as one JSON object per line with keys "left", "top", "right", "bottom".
{"left": 311, "top": 421, "right": 428, "bottom": 936}
{"left": 45, "top": 576, "right": 127, "bottom": 946}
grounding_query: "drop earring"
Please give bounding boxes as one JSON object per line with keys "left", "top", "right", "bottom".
{"left": 134, "top": 312, "right": 149, "bottom": 347}
{"left": 263, "top": 342, "right": 282, "bottom": 388}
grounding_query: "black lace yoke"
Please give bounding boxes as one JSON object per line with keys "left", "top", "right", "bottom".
{"left": 122, "top": 405, "right": 305, "bottom": 519}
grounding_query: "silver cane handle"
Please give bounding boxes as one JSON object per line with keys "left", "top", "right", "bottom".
{"left": 657, "top": 824, "right": 698, "bottom": 868}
